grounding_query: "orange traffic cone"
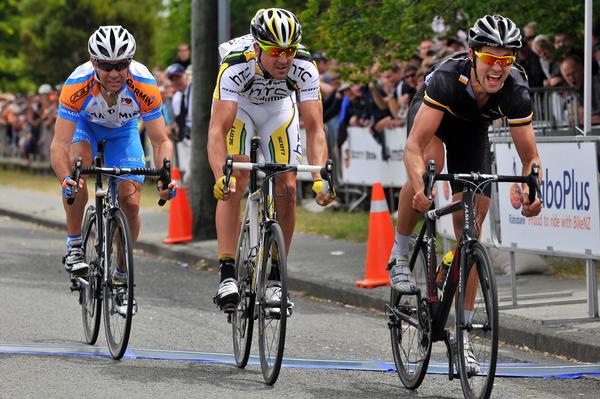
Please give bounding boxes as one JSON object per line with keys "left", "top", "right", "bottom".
{"left": 355, "top": 182, "right": 394, "bottom": 288}
{"left": 164, "top": 167, "right": 192, "bottom": 244}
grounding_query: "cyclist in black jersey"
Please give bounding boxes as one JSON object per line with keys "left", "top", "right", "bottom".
{"left": 387, "top": 15, "right": 543, "bottom": 375}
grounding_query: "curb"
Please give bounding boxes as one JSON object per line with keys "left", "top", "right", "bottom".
{"left": 2, "top": 207, "right": 599, "bottom": 363}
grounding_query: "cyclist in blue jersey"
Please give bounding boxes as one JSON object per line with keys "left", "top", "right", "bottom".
{"left": 50, "top": 26, "right": 176, "bottom": 277}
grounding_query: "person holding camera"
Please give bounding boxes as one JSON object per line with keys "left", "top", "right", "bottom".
{"left": 166, "top": 63, "right": 192, "bottom": 183}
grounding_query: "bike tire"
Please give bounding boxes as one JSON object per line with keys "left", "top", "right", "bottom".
{"left": 232, "top": 218, "right": 255, "bottom": 368}
{"left": 389, "top": 234, "right": 432, "bottom": 390}
{"left": 103, "top": 208, "right": 134, "bottom": 360}
{"left": 456, "top": 242, "right": 498, "bottom": 399}
{"left": 81, "top": 206, "right": 102, "bottom": 345}
{"left": 258, "top": 222, "right": 287, "bottom": 385}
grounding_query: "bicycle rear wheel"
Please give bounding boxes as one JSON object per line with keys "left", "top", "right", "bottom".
{"left": 389, "top": 235, "right": 432, "bottom": 390}
{"left": 456, "top": 242, "right": 498, "bottom": 399}
{"left": 103, "top": 209, "right": 134, "bottom": 360}
{"left": 258, "top": 222, "right": 287, "bottom": 385}
{"left": 81, "top": 206, "right": 102, "bottom": 345}
{"left": 232, "top": 218, "right": 255, "bottom": 368}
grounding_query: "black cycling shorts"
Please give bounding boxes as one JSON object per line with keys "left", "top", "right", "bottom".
{"left": 407, "top": 91, "right": 492, "bottom": 197}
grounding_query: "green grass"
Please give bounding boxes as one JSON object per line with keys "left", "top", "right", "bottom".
{"left": 295, "top": 206, "right": 370, "bottom": 242}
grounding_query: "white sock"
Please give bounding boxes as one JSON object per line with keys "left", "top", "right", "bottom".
{"left": 390, "top": 231, "right": 410, "bottom": 260}
{"left": 464, "top": 309, "right": 474, "bottom": 324}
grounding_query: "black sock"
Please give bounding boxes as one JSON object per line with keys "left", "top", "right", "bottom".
{"left": 268, "top": 264, "right": 281, "bottom": 281}
{"left": 219, "top": 258, "right": 235, "bottom": 282}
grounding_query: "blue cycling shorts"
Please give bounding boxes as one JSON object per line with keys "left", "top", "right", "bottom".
{"left": 72, "top": 119, "right": 146, "bottom": 183}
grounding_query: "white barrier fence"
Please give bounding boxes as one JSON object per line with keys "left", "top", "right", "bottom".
{"left": 328, "top": 127, "right": 599, "bottom": 322}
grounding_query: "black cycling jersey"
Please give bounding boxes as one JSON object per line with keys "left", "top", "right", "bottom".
{"left": 421, "top": 51, "right": 533, "bottom": 127}
{"left": 407, "top": 51, "right": 533, "bottom": 197}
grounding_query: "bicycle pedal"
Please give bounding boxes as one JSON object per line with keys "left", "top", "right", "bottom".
{"left": 69, "top": 281, "right": 81, "bottom": 292}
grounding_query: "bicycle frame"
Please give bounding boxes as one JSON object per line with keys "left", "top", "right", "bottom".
{"left": 410, "top": 189, "right": 477, "bottom": 342}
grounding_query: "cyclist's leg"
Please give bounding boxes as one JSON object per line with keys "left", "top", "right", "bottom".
{"left": 216, "top": 109, "right": 253, "bottom": 259}
{"left": 446, "top": 127, "right": 492, "bottom": 340}
{"left": 390, "top": 95, "right": 444, "bottom": 291}
{"left": 257, "top": 98, "right": 301, "bottom": 255}
{"left": 65, "top": 120, "right": 95, "bottom": 236}
{"left": 214, "top": 107, "right": 253, "bottom": 308}
{"left": 63, "top": 121, "right": 94, "bottom": 274}
{"left": 102, "top": 123, "right": 146, "bottom": 242}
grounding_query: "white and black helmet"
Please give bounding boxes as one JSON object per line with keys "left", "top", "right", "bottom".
{"left": 468, "top": 15, "right": 522, "bottom": 50}
{"left": 250, "top": 8, "right": 302, "bottom": 47}
{"left": 88, "top": 25, "right": 136, "bottom": 61}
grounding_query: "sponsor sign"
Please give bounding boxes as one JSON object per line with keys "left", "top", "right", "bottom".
{"left": 339, "top": 127, "right": 408, "bottom": 187}
{"left": 495, "top": 141, "right": 600, "bottom": 257}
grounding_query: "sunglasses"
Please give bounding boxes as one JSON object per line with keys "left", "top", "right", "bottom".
{"left": 474, "top": 51, "right": 516, "bottom": 67}
{"left": 258, "top": 43, "right": 298, "bottom": 57}
{"left": 96, "top": 60, "right": 131, "bottom": 72}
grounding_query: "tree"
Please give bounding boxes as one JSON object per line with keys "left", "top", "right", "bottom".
{"left": 16, "top": 0, "right": 162, "bottom": 87}
{"left": 190, "top": 0, "right": 219, "bottom": 239}
{"left": 300, "top": 0, "right": 596, "bottom": 77}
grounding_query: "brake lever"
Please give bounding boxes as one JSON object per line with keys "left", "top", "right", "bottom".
{"left": 67, "top": 158, "right": 82, "bottom": 205}
{"left": 422, "top": 160, "right": 436, "bottom": 200}
{"left": 158, "top": 158, "right": 171, "bottom": 206}
{"left": 222, "top": 155, "right": 234, "bottom": 195}
{"left": 528, "top": 163, "right": 540, "bottom": 204}
{"left": 320, "top": 159, "right": 336, "bottom": 199}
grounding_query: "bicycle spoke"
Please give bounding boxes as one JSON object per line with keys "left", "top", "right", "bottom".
{"left": 103, "top": 209, "right": 134, "bottom": 360}
{"left": 389, "top": 234, "right": 431, "bottom": 390}
{"left": 456, "top": 243, "right": 498, "bottom": 399}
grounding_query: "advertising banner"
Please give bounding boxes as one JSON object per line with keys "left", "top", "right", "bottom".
{"left": 339, "top": 127, "right": 407, "bottom": 187}
{"left": 494, "top": 141, "right": 600, "bottom": 257}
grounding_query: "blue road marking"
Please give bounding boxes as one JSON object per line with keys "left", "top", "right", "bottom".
{"left": 1, "top": 343, "right": 599, "bottom": 378}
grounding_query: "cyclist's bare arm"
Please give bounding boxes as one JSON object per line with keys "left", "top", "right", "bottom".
{"left": 208, "top": 99, "right": 238, "bottom": 180}
{"left": 145, "top": 115, "right": 175, "bottom": 198}
{"left": 298, "top": 99, "right": 327, "bottom": 180}
{"left": 145, "top": 115, "right": 173, "bottom": 169}
{"left": 510, "top": 123, "right": 542, "bottom": 216}
{"left": 404, "top": 104, "right": 444, "bottom": 211}
{"left": 50, "top": 117, "right": 81, "bottom": 188}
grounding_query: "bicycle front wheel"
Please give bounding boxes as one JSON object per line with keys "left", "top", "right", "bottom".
{"left": 103, "top": 208, "right": 135, "bottom": 360}
{"left": 81, "top": 206, "right": 102, "bottom": 345}
{"left": 389, "top": 234, "right": 432, "bottom": 390}
{"left": 232, "top": 218, "right": 255, "bottom": 368}
{"left": 456, "top": 242, "right": 498, "bottom": 399}
{"left": 258, "top": 222, "right": 287, "bottom": 385}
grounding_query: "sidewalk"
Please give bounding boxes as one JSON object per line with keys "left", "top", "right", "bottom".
{"left": 1, "top": 185, "right": 599, "bottom": 363}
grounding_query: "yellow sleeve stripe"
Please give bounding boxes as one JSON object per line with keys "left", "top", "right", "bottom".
{"left": 424, "top": 92, "right": 456, "bottom": 116}
{"left": 213, "top": 63, "right": 230, "bottom": 100}
{"left": 507, "top": 112, "right": 533, "bottom": 125}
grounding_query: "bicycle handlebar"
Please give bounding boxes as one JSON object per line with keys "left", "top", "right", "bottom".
{"left": 222, "top": 156, "right": 337, "bottom": 199}
{"left": 422, "top": 160, "right": 541, "bottom": 203}
{"left": 67, "top": 157, "right": 172, "bottom": 206}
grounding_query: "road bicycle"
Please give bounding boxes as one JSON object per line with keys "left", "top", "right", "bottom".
{"left": 223, "top": 136, "right": 335, "bottom": 385}
{"left": 68, "top": 140, "right": 171, "bottom": 359}
{"left": 387, "top": 160, "right": 540, "bottom": 399}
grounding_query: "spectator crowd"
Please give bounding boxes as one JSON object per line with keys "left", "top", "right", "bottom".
{"left": 2, "top": 24, "right": 600, "bottom": 172}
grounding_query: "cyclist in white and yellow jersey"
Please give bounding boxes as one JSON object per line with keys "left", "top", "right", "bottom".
{"left": 51, "top": 25, "right": 176, "bottom": 278}
{"left": 208, "top": 8, "right": 332, "bottom": 311}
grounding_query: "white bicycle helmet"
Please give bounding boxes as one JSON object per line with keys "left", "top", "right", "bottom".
{"left": 468, "top": 15, "right": 522, "bottom": 50}
{"left": 88, "top": 25, "right": 136, "bottom": 61}
{"left": 250, "top": 8, "right": 302, "bottom": 47}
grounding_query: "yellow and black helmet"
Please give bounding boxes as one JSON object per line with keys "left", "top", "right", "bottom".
{"left": 250, "top": 8, "right": 302, "bottom": 47}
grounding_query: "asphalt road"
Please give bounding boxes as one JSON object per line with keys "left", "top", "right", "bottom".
{"left": 1, "top": 216, "right": 598, "bottom": 398}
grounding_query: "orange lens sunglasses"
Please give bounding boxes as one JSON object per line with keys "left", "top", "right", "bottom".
{"left": 474, "top": 51, "right": 516, "bottom": 67}
{"left": 258, "top": 43, "right": 298, "bottom": 57}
